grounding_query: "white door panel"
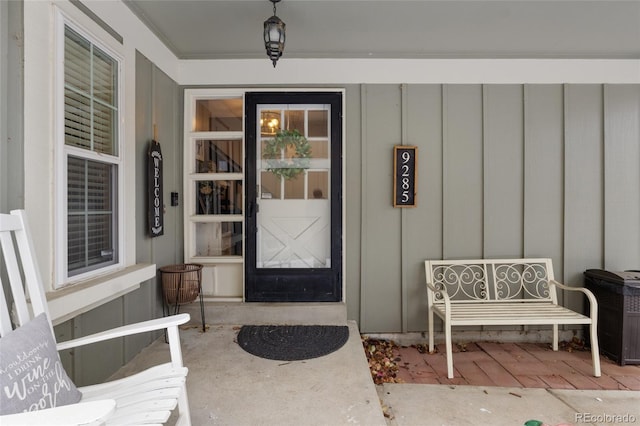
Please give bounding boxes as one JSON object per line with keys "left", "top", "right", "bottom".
{"left": 257, "top": 200, "right": 330, "bottom": 268}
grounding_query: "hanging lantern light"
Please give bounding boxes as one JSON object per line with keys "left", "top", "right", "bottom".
{"left": 264, "top": 0, "right": 285, "bottom": 67}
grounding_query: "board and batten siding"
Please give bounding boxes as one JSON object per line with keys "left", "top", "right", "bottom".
{"left": 355, "top": 83, "right": 640, "bottom": 333}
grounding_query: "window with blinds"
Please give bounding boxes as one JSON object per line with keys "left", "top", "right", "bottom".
{"left": 63, "top": 24, "right": 119, "bottom": 277}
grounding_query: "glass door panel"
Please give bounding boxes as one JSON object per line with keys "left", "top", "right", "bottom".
{"left": 256, "top": 104, "right": 331, "bottom": 269}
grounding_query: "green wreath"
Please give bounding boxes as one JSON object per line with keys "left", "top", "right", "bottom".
{"left": 263, "top": 129, "right": 311, "bottom": 180}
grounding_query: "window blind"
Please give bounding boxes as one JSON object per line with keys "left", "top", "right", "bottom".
{"left": 64, "top": 25, "right": 119, "bottom": 277}
{"left": 64, "top": 26, "right": 117, "bottom": 155}
{"left": 67, "top": 157, "right": 116, "bottom": 275}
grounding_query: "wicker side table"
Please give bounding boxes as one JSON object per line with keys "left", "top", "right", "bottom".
{"left": 160, "top": 263, "right": 205, "bottom": 332}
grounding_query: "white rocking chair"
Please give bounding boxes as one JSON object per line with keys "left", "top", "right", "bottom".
{"left": 0, "top": 210, "right": 192, "bottom": 425}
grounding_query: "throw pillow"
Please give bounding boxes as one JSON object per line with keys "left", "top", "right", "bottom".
{"left": 0, "top": 313, "right": 82, "bottom": 414}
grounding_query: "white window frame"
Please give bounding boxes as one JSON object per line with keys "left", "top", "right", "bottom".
{"left": 183, "top": 89, "right": 245, "bottom": 264}
{"left": 54, "top": 10, "right": 125, "bottom": 288}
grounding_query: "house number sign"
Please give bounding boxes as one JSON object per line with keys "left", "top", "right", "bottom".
{"left": 148, "top": 140, "right": 164, "bottom": 237}
{"left": 393, "top": 145, "right": 417, "bottom": 207}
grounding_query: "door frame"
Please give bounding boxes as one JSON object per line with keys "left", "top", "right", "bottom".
{"left": 244, "top": 91, "right": 345, "bottom": 302}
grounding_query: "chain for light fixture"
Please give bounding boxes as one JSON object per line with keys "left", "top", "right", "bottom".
{"left": 263, "top": 0, "right": 285, "bottom": 67}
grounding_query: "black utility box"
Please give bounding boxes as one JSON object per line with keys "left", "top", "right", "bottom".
{"left": 584, "top": 269, "right": 640, "bottom": 365}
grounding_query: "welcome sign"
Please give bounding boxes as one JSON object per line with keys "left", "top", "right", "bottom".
{"left": 148, "top": 140, "right": 164, "bottom": 237}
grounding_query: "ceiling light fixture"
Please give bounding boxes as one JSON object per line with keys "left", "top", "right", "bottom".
{"left": 260, "top": 111, "right": 280, "bottom": 135}
{"left": 264, "top": 0, "right": 285, "bottom": 67}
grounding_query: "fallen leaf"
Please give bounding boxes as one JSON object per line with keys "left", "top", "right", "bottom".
{"left": 361, "top": 336, "right": 403, "bottom": 385}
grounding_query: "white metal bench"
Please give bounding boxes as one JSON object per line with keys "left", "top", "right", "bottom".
{"left": 425, "top": 258, "right": 601, "bottom": 379}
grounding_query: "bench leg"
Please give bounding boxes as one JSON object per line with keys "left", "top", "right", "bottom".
{"left": 428, "top": 309, "right": 435, "bottom": 353}
{"left": 552, "top": 324, "right": 558, "bottom": 351}
{"left": 445, "top": 321, "right": 453, "bottom": 379}
{"left": 590, "top": 323, "right": 601, "bottom": 377}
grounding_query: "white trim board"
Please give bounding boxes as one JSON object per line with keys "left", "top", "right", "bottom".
{"left": 179, "top": 59, "right": 640, "bottom": 85}
{"left": 47, "top": 263, "right": 156, "bottom": 326}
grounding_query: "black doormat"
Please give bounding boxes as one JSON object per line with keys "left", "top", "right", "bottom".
{"left": 237, "top": 325, "right": 350, "bottom": 361}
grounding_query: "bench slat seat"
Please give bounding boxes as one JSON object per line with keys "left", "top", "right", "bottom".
{"left": 425, "top": 258, "right": 601, "bottom": 379}
{"left": 435, "top": 303, "right": 592, "bottom": 326}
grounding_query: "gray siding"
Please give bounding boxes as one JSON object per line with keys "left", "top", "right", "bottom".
{"left": 604, "top": 85, "right": 640, "bottom": 270}
{"left": 344, "top": 85, "right": 363, "bottom": 322}
{"left": 353, "top": 83, "right": 640, "bottom": 333}
{"left": 360, "top": 85, "right": 403, "bottom": 332}
{"left": 443, "top": 85, "right": 484, "bottom": 259}
{"left": 404, "top": 85, "right": 443, "bottom": 331}
{"left": 128, "top": 51, "right": 183, "bottom": 361}
{"left": 483, "top": 85, "right": 524, "bottom": 259}
{"left": 523, "top": 85, "right": 564, "bottom": 294}
{"left": 0, "top": 0, "right": 24, "bottom": 214}
{"left": 0, "top": 0, "right": 7, "bottom": 213}
{"left": 564, "top": 85, "right": 603, "bottom": 312}
{"left": 73, "top": 299, "right": 125, "bottom": 385}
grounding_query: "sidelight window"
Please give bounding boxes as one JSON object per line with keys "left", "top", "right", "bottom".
{"left": 186, "top": 96, "right": 244, "bottom": 259}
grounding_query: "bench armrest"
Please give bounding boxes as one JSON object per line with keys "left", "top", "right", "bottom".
{"left": 56, "top": 313, "right": 190, "bottom": 351}
{"left": 549, "top": 279, "right": 598, "bottom": 320}
{"left": 426, "top": 281, "right": 452, "bottom": 308}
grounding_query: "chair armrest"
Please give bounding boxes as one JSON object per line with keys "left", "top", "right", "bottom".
{"left": 0, "top": 399, "right": 116, "bottom": 425}
{"left": 57, "top": 314, "right": 190, "bottom": 351}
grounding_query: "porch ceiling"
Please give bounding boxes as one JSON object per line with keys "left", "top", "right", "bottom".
{"left": 123, "top": 0, "right": 640, "bottom": 61}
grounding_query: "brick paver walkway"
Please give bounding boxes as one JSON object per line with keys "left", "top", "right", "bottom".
{"left": 394, "top": 342, "right": 640, "bottom": 390}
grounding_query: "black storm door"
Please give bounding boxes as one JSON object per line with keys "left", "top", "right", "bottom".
{"left": 245, "top": 92, "right": 342, "bottom": 302}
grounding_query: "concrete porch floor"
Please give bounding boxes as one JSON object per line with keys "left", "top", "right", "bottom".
{"left": 113, "top": 320, "right": 640, "bottom": 426}
{"left": 112, "top": 321, "right": 385, "bottom": 425}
